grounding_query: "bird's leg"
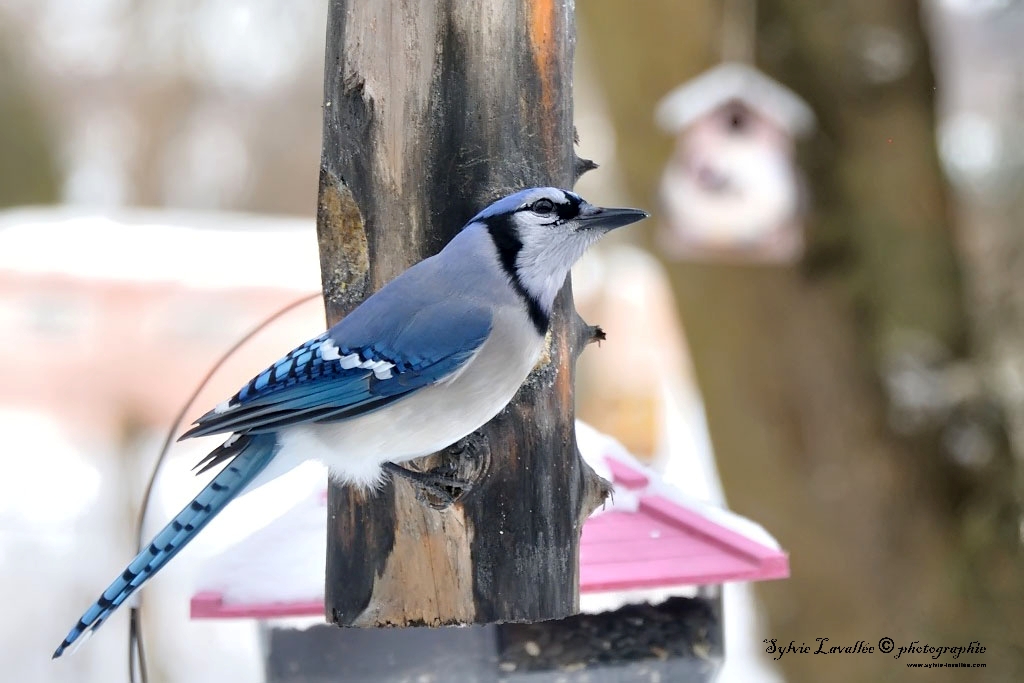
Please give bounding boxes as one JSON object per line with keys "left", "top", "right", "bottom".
{"left": 384, "top": 433, "right": 488, "bottom": 509}
{"left": 447, "top": 433, "right": 486, "bottom": 463}
{"left": 383, "top": 461, "right": 471, "bottom": 510}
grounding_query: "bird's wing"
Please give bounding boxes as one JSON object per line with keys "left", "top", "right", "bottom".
{"left": 180, "top": 301, "right": 492, "bottom": 441}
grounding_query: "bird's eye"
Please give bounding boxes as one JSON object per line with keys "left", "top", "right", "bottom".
{"left": 532, "top": 198, "right": 556, "bottom": 215}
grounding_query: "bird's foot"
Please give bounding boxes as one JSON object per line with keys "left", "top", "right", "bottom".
{"left": 383, "top": 462, "right": 471, "bottom": 510}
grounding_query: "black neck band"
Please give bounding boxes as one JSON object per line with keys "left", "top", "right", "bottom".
{"left": 484, "top": 219, "right": 550, "bottom": 335}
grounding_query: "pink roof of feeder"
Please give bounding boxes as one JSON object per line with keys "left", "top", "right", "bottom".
{"left": 191, "top": 594, "right": 323, "bottom": 620}
{"left": 190, "top": 451, "right": 788, "bottom": 620}
{"left": 580, "top": 457, "right": 788, "bottom": 591}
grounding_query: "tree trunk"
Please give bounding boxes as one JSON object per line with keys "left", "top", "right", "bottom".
{"left": 0, "top": 34, "right": 59, "bottom": 207}
{"left": 315, "top": 1, "right": 608, "bottom": 629}
{"left": 579, "top": 0, "right": 1024, "bottom": 680}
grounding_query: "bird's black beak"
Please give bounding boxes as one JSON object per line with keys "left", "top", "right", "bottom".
{"left": 577, "top": 203, "right": 649, "bottom": 231}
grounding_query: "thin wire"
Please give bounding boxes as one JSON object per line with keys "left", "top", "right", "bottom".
{"left": 128, "top": 612, "right": 146, "bottom": 683}
{"left": 128, "top": 292, "right": 321, "bottom": 683}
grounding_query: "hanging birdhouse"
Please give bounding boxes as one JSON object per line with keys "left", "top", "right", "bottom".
{"left": 655, "top": 62, "right": 815, "bottom": 263}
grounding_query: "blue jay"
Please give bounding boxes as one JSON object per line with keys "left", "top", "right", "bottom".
{"left": 53, "top": 187, "right": 646, "bottom": 657}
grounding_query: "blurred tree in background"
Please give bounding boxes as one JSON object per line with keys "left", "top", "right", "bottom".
{"left": 0, "top": 32, "right": 59, "bottom": 207}
{"left": 579, "top": 0, "right": 1024, "bottom": 681}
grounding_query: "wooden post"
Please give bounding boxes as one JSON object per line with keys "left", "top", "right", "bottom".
{"left": 315, "top": 1, "right": 608, "bottom": 628}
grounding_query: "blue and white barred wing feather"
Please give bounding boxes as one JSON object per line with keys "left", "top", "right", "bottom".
{"left": 180, "top": 300, "right": 493, "bottom": 441}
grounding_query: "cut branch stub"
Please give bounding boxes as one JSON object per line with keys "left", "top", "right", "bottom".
{"left": 317, "top": 0, "right": 608, "bottom": 628}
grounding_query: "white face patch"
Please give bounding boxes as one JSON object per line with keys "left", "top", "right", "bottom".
{"left": 512, "top": 211, "right": 602, "bottom": 314}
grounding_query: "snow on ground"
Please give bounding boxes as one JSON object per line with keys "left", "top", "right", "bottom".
{"left": 0, "top": 409, "right": 266, "bottom": 683}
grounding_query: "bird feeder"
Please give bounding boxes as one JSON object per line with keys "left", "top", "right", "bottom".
{"left": 654, "top": 62, "right": 815, "bottom": 263}
{"left": 190, "top": 422, "right": 788, "bottom": 681}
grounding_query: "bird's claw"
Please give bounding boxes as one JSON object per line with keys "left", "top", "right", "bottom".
{"left": 383, "top": 462, "right": 471, "bottom": 510}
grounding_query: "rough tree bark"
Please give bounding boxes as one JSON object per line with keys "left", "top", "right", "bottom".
{"left": 315, "top": 1, "right": 608, "bottom": 629}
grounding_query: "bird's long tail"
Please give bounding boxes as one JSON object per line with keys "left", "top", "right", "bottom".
{"left": 52, "top": 432, "right": 279, "bottom": 659}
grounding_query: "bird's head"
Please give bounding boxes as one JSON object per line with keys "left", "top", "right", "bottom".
{"left": 472, "top": 187, "right": 647, "bottom": 322}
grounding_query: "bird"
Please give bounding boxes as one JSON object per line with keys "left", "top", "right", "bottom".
{"left": 52, "top": 186, "right": 647, "bottom": 658}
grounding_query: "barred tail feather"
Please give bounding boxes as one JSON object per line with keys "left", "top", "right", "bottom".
{"left": 52, "top": 433, "right": 280, "bottom": 658}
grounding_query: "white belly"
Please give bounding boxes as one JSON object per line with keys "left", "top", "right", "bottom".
{"left": 274, "top": 307, "right": 545, "bottom": 489}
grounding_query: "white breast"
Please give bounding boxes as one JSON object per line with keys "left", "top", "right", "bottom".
{"left": 274, "top": 305, "right": 545, "bottom": 489}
